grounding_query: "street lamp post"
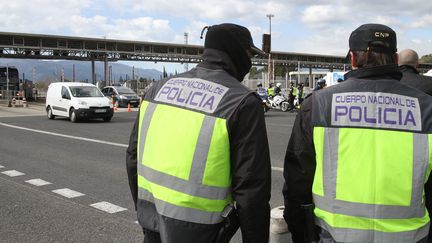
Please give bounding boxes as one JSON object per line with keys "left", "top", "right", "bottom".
{"left": 266, "top": 14, "right": 274, "bottom": 36}
{"left": 266, "top": 14, "right": 274, "bottom": 87}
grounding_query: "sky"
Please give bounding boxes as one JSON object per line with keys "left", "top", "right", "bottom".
{"left": 0, "top": 0, "right": 431, "bottom": 73}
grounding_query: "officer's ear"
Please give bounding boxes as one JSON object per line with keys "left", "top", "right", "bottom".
{"left": 349, "top": 51, "right": 358, "bottom": 70}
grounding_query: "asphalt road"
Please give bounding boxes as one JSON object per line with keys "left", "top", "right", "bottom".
{"left": 0, "top": 104, "right": 296, "bottom": 242}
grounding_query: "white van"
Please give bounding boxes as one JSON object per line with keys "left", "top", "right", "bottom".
{"left": 45, "top": 82, "right": 114, "bottom": 122}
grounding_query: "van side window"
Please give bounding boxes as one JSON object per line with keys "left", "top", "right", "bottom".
{"left": 61, "top": 86, "right": 71, "bottom": 99}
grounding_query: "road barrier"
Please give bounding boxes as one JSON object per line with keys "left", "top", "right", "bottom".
{"left": 9, "top": 97, "right": 27, "bottom": 108}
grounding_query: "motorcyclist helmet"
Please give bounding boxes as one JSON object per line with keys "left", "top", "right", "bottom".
{"left": 257, "top": 82, "right": 262, "bottom": 87}
{"left": 276, "top": 83, "right": 282, "bottom": 87}
{"left": 317, "top": 78, "right": 326, "bottom": 85}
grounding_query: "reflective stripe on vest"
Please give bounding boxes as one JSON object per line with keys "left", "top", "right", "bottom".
{"left": 312, "top": 127, "right": 431, "bottom": 242}
{"left": 316, "top": 217, "right": 430, "bottom": 243}
{"left": 137, "top": 101, "right": 232, "bottom": 224}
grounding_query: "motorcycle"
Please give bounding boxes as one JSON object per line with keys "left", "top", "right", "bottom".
{"left": 266, "top": 95, "right": 290, "bottom": 112}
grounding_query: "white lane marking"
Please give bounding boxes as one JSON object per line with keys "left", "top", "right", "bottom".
{"left": 266, "top": 123, "right": 294, "bottom": 127}
{"left": 90, "top": 201, "right": 127, "bottom": 214}
{"left": 0, "top": 122, "right": 128, "bottom": 148}
{"left": 0, "top": 165, "right": 4, "bottom": 169}
{"left": 25, "top": 178, "right": 52, "bottom": 186}
{"left": 52, "top": 188, "right": 85, "bottom": 198}
{"left": 272, "top": 166, "right": 283, "bottom": 172}
{"left": 0, "top": 122, "right": 285, "bottom": 172}
{"left": 2, "top": 170, "right": 25, "bottom": 177}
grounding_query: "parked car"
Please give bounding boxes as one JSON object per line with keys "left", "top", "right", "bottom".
{"left": 101, "top": 86, "right": 140, "bottom": 107}
{"left": 46, "top": 82, "right": 114, "bottom": 122}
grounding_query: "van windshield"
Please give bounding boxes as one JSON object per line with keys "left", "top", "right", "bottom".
{"left": 69, "top": 86, "right": 104, "bottom": 97}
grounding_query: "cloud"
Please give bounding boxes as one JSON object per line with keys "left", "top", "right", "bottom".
{"left": 410, "top": 14, "right": 432, "bottom": 28}
{"left": 130, "top": 0, "right": 291, "bottom": 22}
{"left": 69, "top": 16, "right": 175, "bottom": 42}
{"left": 0, "top": 0, "right": 91, "bottom": 33}
{"left": 301, "top": 5, "right": 350, "bottom": 27}
{"left": 291, "top": 27, "right": 350, "bottom": 56}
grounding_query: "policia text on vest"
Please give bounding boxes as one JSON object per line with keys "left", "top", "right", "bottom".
{"left": 332, "top": 92, "right": 420, "bottom": 131}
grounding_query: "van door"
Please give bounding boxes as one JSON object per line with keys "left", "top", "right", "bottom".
{"left": 56, "top": 86, "right": 72, "bottom": 117}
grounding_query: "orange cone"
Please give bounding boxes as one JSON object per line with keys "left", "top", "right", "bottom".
{"left": 127, "top": 103, "right": 131, "bottom": 112}
{"left": 112, "top": 95, "right": 117, "bottom": 112}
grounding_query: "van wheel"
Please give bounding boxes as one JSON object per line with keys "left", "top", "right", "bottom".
{"left": 69, "top": 108, "right": 78, "bottom": 123}
{"left": 47, "top": 106, "right": 55, "bottom": 119}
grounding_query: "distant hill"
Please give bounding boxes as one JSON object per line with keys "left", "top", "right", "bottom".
{"left": 0, "top": 59, "right": 162, "bottom": 83}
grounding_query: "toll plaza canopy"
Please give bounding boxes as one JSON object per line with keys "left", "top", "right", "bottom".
{"left": 0, "top": 31, "right": 430, "bottom": 72}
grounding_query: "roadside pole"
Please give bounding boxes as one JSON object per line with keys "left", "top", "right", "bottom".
{"left": 6, "top": 64, "right": 9, "bottom": 101}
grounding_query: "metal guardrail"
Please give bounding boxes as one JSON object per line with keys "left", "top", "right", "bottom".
{"left": 0, "top": 90, "right": 16, "bottom": 101}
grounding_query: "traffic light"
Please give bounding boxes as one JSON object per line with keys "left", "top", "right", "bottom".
{"left": 262, "top": 34, "right": 271, "bottom": 53}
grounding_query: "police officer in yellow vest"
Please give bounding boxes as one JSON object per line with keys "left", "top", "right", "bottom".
{"left": 283, "top": 23, "right": 432, "bottom": 243}
{"left": 289, "top": 82, "right": 298, "bottom": 110}
{"left": 268, "top": 83, "right": 275, "bottom": 97}
{"left": 126, "top": 23, "right": 271, "bottom": 243}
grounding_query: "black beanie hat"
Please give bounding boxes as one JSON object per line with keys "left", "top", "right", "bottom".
{"left": 203, "top": 23, "right": 263, "bottom": 81}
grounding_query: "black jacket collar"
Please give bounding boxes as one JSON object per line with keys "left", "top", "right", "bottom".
{"left": 399, "top": 65, "right": 419, "bottom": 75}
{"left": 344, "top": 64, "right": 402, "bottom": 81}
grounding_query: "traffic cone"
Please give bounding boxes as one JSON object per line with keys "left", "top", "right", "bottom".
{"left": 127, "top": 103, "right": 131, "bottom": 112}
{"left": 112, "top": 95, "right": 117, "bottom": 112}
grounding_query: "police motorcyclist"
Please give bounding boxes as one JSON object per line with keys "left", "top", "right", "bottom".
{"left": 314, "top": 78, "right": 326, "bottom": 91}
{"left": 256, "top": 82, "right": 268, "bottom": 101}
{"left": 126, "top": 23, "right": 271, "bottom": 243}
{"left": 274, "top": 83, "right": 282, "bottom": 96}
{"left": 283, "top": 23, "right": 432, "bottom": 243}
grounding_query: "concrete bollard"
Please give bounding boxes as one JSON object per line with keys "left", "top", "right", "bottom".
{"left": 270, "top": 206, "right": 292, "bottom": 243}
{"left": 12, "top": 98, "right": 16, "bottom": 107}
{"left": 22, "top": 98, "right": 28, "bottom": 107}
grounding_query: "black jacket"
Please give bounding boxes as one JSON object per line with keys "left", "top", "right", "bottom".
{"left": 126, "top": 48, "right": 271, "bottom": 243}
{"left": 400, "top": 65, "right": 432, "bottom": 96}
{"left": 283, "top": 64, "right": 432, "bottom": 243}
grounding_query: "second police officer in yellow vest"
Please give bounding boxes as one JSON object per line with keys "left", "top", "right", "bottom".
{"left": 283, "top": 23, "right": 432, "bottom": 243}
{"left": 126, "top": 23, "right": 271, "bottom": 243}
